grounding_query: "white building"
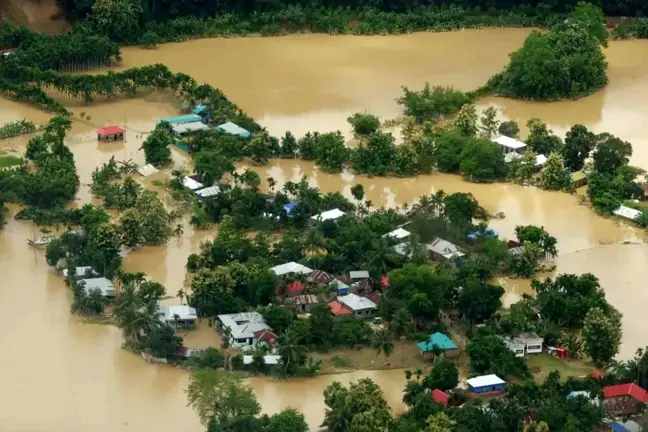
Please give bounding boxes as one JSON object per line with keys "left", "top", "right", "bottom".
{"left": 310, "top": 208, "right": 346, "bottom": 223}
{"left": 243, "top": 354, "right": 281, "bottom": 366}
{"left": 270, "top": 262, "right": 313, "bottom": 277}
{"left": 61, "top": 266, "right": 97, "bottom": 279}
{"left": 338, "top": 293, "right": 377, "bottom": 318}
{"left": 182, "top": 176, "right": 204, "bottom": 191}
{"left": 217, "top": 312, "right": 275, "bottom": 347}
{"left": 383, "top": 228, "right": 410, "bottom": 240}
{"left": 426, "top": 238, "right": 465, "bottom": 261}
{"left": 503, "top": 332, "right": 544, "bottom": 357}
{"left": 491, "top": 135, "right": 527, "bottom": 155}
{"left": 613, "top": 205, "right": 642, "bottom": 222}
{"left": 159, "top": 305, "right": 198, "bottom": 328}
{"left": 79, "top": 277, "right": 116, "bottom": 297}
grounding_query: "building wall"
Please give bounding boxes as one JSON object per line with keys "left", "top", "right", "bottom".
{"left": 470, "top": 383, "right": 506, "bottom": 394}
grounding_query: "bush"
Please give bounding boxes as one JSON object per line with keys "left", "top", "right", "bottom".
{"left": 139, "top": 30, "right": 160, "bottom": 48}
{"left": 397, "top": 84, "right": 472, "bottom": 123}
{"left": 347, "top": 113, "right": 380, "bottom": 136}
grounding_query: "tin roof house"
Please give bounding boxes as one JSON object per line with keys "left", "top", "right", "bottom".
{"left": 417, "top": 332, "right": 459, "bottom": 359}
{"left": 337, "top": 293, "right": 377, "bottom": 318}
{"left": 160, "top": 305, "right": 198, "bottom": 329}
{"left": 217, "top": 312, "right": 275, "bottom": 348}
{"left": 467, "top": 375, "right": 506, "bottom": 394}
{"left": 79, "top": 278, "right": 116, "bottom": 298}
{"left": 271, "top": 262, "right": 313, "bottom": 277}
{"left": 426, "top": 238, "right": 465, "bottom": 261}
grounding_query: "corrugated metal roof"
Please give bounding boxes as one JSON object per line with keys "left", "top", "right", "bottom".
{"left": 79, "top": 278, "right": 115, "bottom": 297}
{"left": 613, "top": 205, "right": 642, "bottom": 221}
{"left": 467, "top": 374, "right": 505, "bottom": 388}
{"left": 158, "top": 114, "right": 202, "bottom": 125}
{"left": 172, "top": 121, "right": 210, "bottom": 135}
{"left": 338, "top": 293, "right": 377, "bottom": 311}
{"left": 182, "top": 176, "right": 204, "bottom": 191}
{"left": 491, "top": 135, "right": 527, "bottom": 150}
{"left": 137, "top": 164, "right": 159, "bottom": 177}
{"left": 195, "top": 185, "right": 220, "bottom": 198}
{"left": 271, "top": 262, "right": 313, "bottom": 276}
{"left": 218, "top": 312, "right": 269, "bottom": 340}
{"left": 160, "top": 305, "right": 197, "bottom": 322}
{"left": 216, "top": 122, "right": 251, "bottom": 138}
{"left": 383, "top": 228, "right": 410, "bottom": 240}
{"left": 310, "top": 208, "right": 346, "bottom": 222}
{"left": 96, "top": 125, "right": 125, "bottom": 136}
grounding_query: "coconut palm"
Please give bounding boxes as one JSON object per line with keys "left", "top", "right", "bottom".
{"left": 176, "top": 288, "right": 186, "bottom": 305}
{"left": 278, "top": 329, "right": 307, "bottom": 374}
{"left": 85, "top": 288, "right": 107, "bottom": 314}
{"left": 372, "top": 329, "right": 394, "bottom": 364}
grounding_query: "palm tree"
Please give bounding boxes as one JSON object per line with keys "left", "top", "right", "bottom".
{"left": 367, "top": 239, "right": 401, "bottom": 276}
{"left": 372, "top": 329, "right": 394, "bottom": 364}
{"left": 278, "top": 329, "right": 307, "bottom": 375}
{"left": 390, "top": 308, "right": 415, "bottom": 363}
{"left": 86, "top": 288, "right": 107, "bottom": 315}
{"left": 176, "top": 288, "right": 186, "bottom": 305}
{"left": 221, "top": 326, "right": 232, "bottom": 370}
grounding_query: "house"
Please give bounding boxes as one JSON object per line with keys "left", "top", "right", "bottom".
{"left": 286, "top": 294, "right": 319, "bottom": 313}
{"left": 349, "top": 271, "right": 370, "bottom": 281}
{"left": 158, "top": 114, "right": 202, "bottom": 125}
{"left": 603, "top": 383, "right": 648, "bottom": 415}
{"left": 503, "top": 332, "right": 543, "bottom": 357}
{"left": 172, "top": 121, "right": 210, "bottom": 136}
{"left": 215, "top": 122, "right": 252, "bottom": 138}
{"left": 612, "top": 420, "right": 641, "bottom": 432}
{"left": 337, "top": 293, "right": 377, "bottom": 317}
{"left": 571, "top": 170, "right": 588, "bottom": 188}
{"left": 61, "top": 266, "right": 97, "bottom": 279}
{"left": 393, "top": 242, "right": 410, "bottom": 257}
{"left": 310, "top": 208, "right": 346, "bottom": 224}
{"left": 491, "top": 135, "right": 527, "bottom": 155}
{"left": 417, "top": 332, "right": 459, "bottom": 359}
{"left": 217, "top": 312, "right": 273, "bottom": 348}
{"left": 137, "top": 164, "right": 159, "bottom": 177}
{"left": 467, "top": 375, "right": 506, "bottom": 394}
{"left": 504, "top": 151, "right": 547, "bottom": 167}
{"left": 328, "top": 300, "right": 352, "bottom": 316}
{"left": 284, "top": 281, "right": 305, "bottom": 296}
{"left": 79, "top": 277, "right": 116, "bottom": 298}
{"left": 308, "top": 270, "right": 334, "bottom": 285}
{"left": 506, "top": 240, "right": 524, "bottom": 256}
{"left": 467, "top": 228, "right": 499, "bottom": 240}
{"left": 431, "top": 389, "right": 450, "bottom": 407}
{"left": 383, "top": 228, "right": 410, "bottom": 240}
{"left": 159, "top": 305, "right": 198, "bottom": 329}
{"left": 96, "top": 125, "right": 125, "bottom": 141}
{"left": 613, "top": 205, "right": 642, "bottom": 222}
{"left": 182, "top": 176, "right": 204, "bottom": 191}
{"left": 426, "top": 237, "right": 465, "bottom": 261}
{"left": 330, "top": 279, "right": 350, "bottom": 296}
{"left": 195, "top": 185, "right": 220, "bottom": 200}
{"left": 271, "top": 262, "right": 313, "bottom": 277}
{"left": 566, "top": 391, "right": 600, "bottom": 406}
{"left": 253, "top": 329, "right": 278, "bottom": 347}
{"left": 243, "top": 354, "right": 281, "bottom": 366}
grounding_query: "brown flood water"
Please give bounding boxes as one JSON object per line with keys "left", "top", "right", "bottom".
{"left": 2, "top": 29, "right": 648, "bottom": 431}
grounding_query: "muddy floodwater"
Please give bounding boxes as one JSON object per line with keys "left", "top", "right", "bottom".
{"left": 2, "top": 28, "right": 648, "bottom": 431}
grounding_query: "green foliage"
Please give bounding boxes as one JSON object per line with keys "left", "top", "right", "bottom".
{"left": 279, "top": 132, "right": 298, "bottom": 158}
{"left": 582, "top": 306, "right": 622, "bottom": 365}
{"left": 433, "top": 130, "right": 468, "bottom": 173}
{"left": 141, "top": 122, "right": 173, "bottom": 167}
{"left": 508, "top": 150, "right": 538, "bottom": 184}
{"left": 186, "top": 348, "right": 225, "bottom": 369}
{"left": 267, "top": 408, "right": 309, "bottom": 432}
{"left": 0, "top": 119, "right": 39, "bottom": 139}
{"left": 347, "top": 112, "right": 380, "bottom": 137}
{"left": 139, "top": 30, "right": 160, "bottom": 48}
{"left": 90, "top": 0, "right": 143, "bottom": 43}
{"left": 526, "top": 118, "right": 563, "bottom": 155}
{"left": 397, "top": 84, "right": 472, "bottom": 123}
{"left": 466, "top": 331, "right": 531, "bottom": 378}
{"left": 515, "top": 225, "right": 558, "bottom": 258}
{"left": 592, "top": 133, "right": 633, "bottom": 174}
{"left": 563, "top": 124, "right": 596, "bottom": 172}
{"left": 459, "top": 138, "right": 507, "bottom": 182}
{"left": 424, "top": 359, "right": 459, "bottom": 391}
{"left": 498, "top": 120, "right": 519, "bottom": 138}
{"left": 508, "top": 242, "right": 543, "bottom": 277}
{"left": 142, "top": 324, "right": 183, "bottom": 358}
{"left": 352, "top": 132, "right": 397, "bottom": 176}
{"left": 538, "top": 152, "right": 571, "bottom": 191}
{"left": 478, "top": 106, "right": 500, "bottom": 139}
{"left": 321, "top": 378, "right": 392, "bottom": 432}
{"left": 457, "top": 279, "right": 504, "bottom": 326}
{"left": 560, "top": 2, "right": 608, "bottom": 47}
{"left": 493, "top": 24, "right": 608, "bottom": 100}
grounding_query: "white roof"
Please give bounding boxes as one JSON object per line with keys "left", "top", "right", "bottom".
{"left": 491, "top": 135, "right": 527, "bottom": 150}
{"left": 137, "top": 164, "right": 159, "bottom": 177}
{"left": 338, "top": 293, "right": 377, "bottom": 311}
{"left": 271, "top": 262, "right": 313, "bottom": 276}
{"left": 349, "top": 271, "right": 369, "bottom": 279}
{"left": 394, "top": 242, "right": 410, "bottom": 256}
{"left": 383, "top": 228, "right": 410, "bottom": 240}
{"left": 172, "top": 121, "right": 210, "bottom": 135}
{"left": 243, "top": 355, "right": 281, "bottom": 365}
{"left": 62, "top": 266, "right": 97, "bottom": 278}
{"left": 310, "top": 208, "right": 346, "bottom": 222}
{"left": 613, "top": 205, "right": 642, "bottom": 221}
{"left": 80, "top": 278, "right": 116, "bottom": 297}
{"left": 218, "top": 312, "right": 270, "bottom": 340}
{"left": 467, "top": 374, "right": 505, "bottom": 388}
{"left": 182, "top": 176, "right": 204, "bottom": 191}
{"left": 195, "top": 185, "right": 220, "bottom": 198}
{"left": 160, "top": 305, "right": 197, "bottom": 322}
{"left": 427, "top": 238, "right": 466, "bottom": 259}
{"left": 535, "top": 154, "right": 548, "bottom": 166}
{"left": 504, "top": 152, "right": 547, "bottom": 166}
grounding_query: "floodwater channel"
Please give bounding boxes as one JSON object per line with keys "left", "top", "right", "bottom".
{"left": 2, "top": 28, "right": 648, "bottom": 431}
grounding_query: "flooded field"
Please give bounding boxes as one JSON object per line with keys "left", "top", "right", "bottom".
{"left": 2, "top": 28, "right": 648, "bottom": 431}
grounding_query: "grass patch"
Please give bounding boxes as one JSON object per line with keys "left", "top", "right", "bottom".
{"left": 527, "top": 354, "right": 594, "bottom": 382}
{"left": 330, "top": 356, "right": 351, "bottom": 368}
{"left": 0, "top": 155, "right": 23, "bottom": 168}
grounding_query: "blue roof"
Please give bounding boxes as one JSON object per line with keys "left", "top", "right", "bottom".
{"left": 192, "top": 104, "right": 208, "bottom": 114}
{"left": 216, "top": 122, "right": 252, "bottom": 138}
{"left": 467, "top": 228, "right": 499, "bottom": 240}
{"left": 158, "top": 114, "right": 202, "bottom": 125}
{"left": 612, "top": 424, "right": 629, "bottom": 432}
{"left": 417, "top": 332, "right": 458, "bottom": 352}
{"left": 283, "top": 201, "right": 299, "bottom": 214}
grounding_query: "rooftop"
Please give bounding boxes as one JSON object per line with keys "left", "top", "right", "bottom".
{"left": 612, "top": 420, "right": 641, "bottom": 432}
{"left": 417, "top": 332, "right": 459, "bottom": 352}
{"left": 137, "top": 164, "right": 159, "bottom": 177}
{"left": 308, "top": 270, "right": 334, "bottom": 284}
{"left": 271, "top": 262, "right": 313, "bottom": 277}
{"left": 427, "top": 237, "right": 465, "bottom": 259}
{"left": 383, "top": 228, "right": 411, "bottom": 240}
{"left": 243, "top": 355, "right": 281, "bottom": 365}
{"left": 310, "top": 208, "right": 346, "bottom": 222}
{"left": 604, "top": 383, "right": 648, "bottom": 402}
{"left": 96, "top": 125, "right": 125, "bottom": 136}
{"left": 182, "top": 176, "right": 204, "bottom": 191}
{"left": 431, "top": 389, "right": 449, "bottom": 406}
{"left": 172, "top": 121, "right": 210, "bottom": 135}
{"left": 293, "top": 294, "right": 319, "bottom": 305}
{"left": 613, "top": 205, "right": 642, "bottom": 222}
{"left": 491, "top": 135, "right": 527, "bottom": 150}
{"left": 467, "top": 228, "right": 499, "bottom": 240}
{"left": 160, "top": 305, "right": 197, "bottom": 322}
{"left": 329, "top": 300, "right": 352, "bottom": 316}
{"left": 338, "top": 293, "right": 377, "bottom": 311}
{"left": 195, "top": 185, "right": 220, "bottom": 198}
{"left": 349, "top": 270, "right": 370, "bottom": 280}
{"left": 62, "top": 266, "right": 97, "bottom": 278}
{"left": 158, "top": 114, "right": 202, "bottom": 125}
{"left": 218, "top": 312, "right": 270, "bottom": 340}
{"left": 570, "top": 170, "right": 587, "bottom": 182}
{"left": 216, "top": 121, "right": 252, "bottom": 138}
{"left": 79, "top": 278, "right": 115, "bottom": 297}
{"left": 467, "top": 374, "right": 506, "bottom": 388}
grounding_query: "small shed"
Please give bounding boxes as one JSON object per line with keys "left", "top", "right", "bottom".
{"left": 571, "top": 170, "right": 588, "bottom": 188}
{"left": 243, "top": 354, "right": 281, "bottom": 366}
{"left": 172, "top": 121, "right": 210, "bottom": 135}
{"left": 417, "top": 332, "right": 459, "bottom": 359}
{"left": 310, "top": 209, "right": 346, "bottom": 223}
{"left": 137, "top": 164, "right": 159, "bottom": 177}
{"left": 291, "top": 294, "right": 319, "bottom": 313}
{"left": 613, "top": 205, "right": 642, "bottom": 222}
{"left": 426, "top": 238, "right": 465, "bottom": 261}
{"left": 182, "top": 176, "right": 204, "bottom": 191}
{"left": 467, "top": 375, "right": 506, "bottom": 394}
{"left": 330, "top": 279, "right": 350, "bottom": 296}
{"left": 96, "top": 125, "right": 125, "bottom": 141}
{"left": 195, "top": 185, "right": 220, "bottom": 199}
{"left": 349, "top": 270, "right": 370, "bottom": 281}
{"left": 216, "top": 122, "right": 252, "bottom": 138}
{"left": 79, "top": 277, "right": 116, "bottom": 298}
{"left": 308, "top": 270, "right": 334, "bottom": 285}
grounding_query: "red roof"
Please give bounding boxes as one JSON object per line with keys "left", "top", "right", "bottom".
{"left": 287, "top": 281, "right": 304, "bottom": 294}
{"left": 431, "top": 389, "right": 449, "bottom": 406}
{"left": 96, "top": 125, "right": 126, "bottom": 136}
{"left": 329, "top": 300, "right": 352, "bottom": 316}
{"left": 591, "top": 370, "right": 605, "bottom": 379}
{"left": 253, "top": 329, "right": 278, "bottom": 344}
{"left": 604, "top": 383, "right": 648, "bottom": 402}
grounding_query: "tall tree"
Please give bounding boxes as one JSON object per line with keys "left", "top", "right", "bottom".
{"left": 593, "top": 133, "right": 632, "bottom": 174}
{"left": 454, "top": 104, "right": 478, "bottom": 137}
{"left": 478, "top": 106, "right": 500, "bottom": 139}
{"left": 582, "top": 306, "right": 622, "bottom": 365}
{"left": 321, "top": 379, "right": 392, "bottom": 432}
{"left": 563, "top": 124, "right": 596, "bottom": 172}
{"left": 372, "top": 329, "right": 394, "bottom": 363}
{"left": 424, "top": 358, "right": 459, "bottom": 391}
{"left": 526, "top": 118, "right": 562, "bottom": 155}
{"left": 538, "top": 152, "right": 571, "bottom": 191}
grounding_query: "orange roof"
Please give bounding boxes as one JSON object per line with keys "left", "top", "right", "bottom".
{"left": 431, "top": 389, "right": 449, "bottom": 406}
{"left": 328, "top": 300, "right": 352, "bottom": 316}
{"left": 96, "top": 125, "right": 125, "bottom": 136}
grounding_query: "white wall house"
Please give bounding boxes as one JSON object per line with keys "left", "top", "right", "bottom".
{"left": 159, "top": 305, "right": 198, "bottom": 328}
{"left": 270, "top": 262, "right": 313, "bottom": 277}
{"left": 338, "top": 293, "right": 377, "bottom": 318}
{"left": 503, "top": 332, "right": 544, "bottom": 357}
{"left": 217, "top": 312, "right": 274, "bottom": 348}
{"left": 79, "top": 278, "right": 116, "bottom": 298}
{"left": 491, "top": 135, "right": 527, "bottom": 155}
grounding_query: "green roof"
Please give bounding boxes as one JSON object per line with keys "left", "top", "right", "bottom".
{"left": 570, "top": 171, "right": 586, "bottom": 182}
{"left": 417, "top": 332, "right": 458, "bottom": 352}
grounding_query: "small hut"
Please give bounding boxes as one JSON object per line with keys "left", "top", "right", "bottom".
{"left": 96, "top": 125, "right": 125, "bottom": 141}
